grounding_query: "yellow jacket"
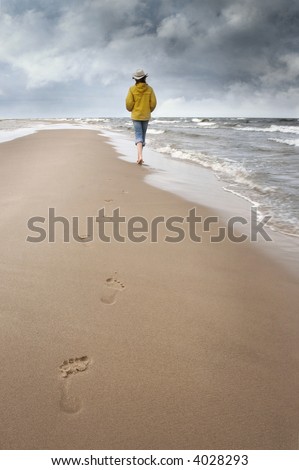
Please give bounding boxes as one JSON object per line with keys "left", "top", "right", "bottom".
{"left": 126, "top": 83, "right": 157, "bottom": 120}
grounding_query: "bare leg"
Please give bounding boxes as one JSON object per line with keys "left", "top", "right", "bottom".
{"left": 137, "top": 142, "right": 143, "bottom": 164}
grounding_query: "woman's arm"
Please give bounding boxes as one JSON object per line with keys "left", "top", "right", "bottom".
{"left": 150, "top": 88, "right": 157, "bottom": 112}
{"left": 126, "top": 88, "right": 135, "bottom": 111}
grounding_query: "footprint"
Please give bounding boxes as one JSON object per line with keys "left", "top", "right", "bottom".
{"left": 59, "top": 356, "right": 90, "bottom": 414}
{"left": 101, "top": 272, "right": 125, "bottom": 305}
{"left": 121, "top": 190, "right": 128, "bottom": 194}
{"left": 59, "top": 380, "right": 82, "bottom": 414}
{"left": 104, "top": 199, "right": 113, "bottom": 203}
{"left": 59, "top": 356, "right": 90, "bottom": 378}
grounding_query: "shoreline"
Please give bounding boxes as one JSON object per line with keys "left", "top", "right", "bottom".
{"left": 0, "top": 129, "right": 299, "bottom": 449}
{"left": 102, "top": 129, "right": 299, "bottom": 279}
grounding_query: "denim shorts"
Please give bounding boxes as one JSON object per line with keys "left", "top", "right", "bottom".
{"left": 132, "top": 120, "right": 149, "bottom": 146}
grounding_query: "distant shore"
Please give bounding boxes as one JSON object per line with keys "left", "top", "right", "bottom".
{"left": 0, "top": 129, "right": 299, "bottom": 449}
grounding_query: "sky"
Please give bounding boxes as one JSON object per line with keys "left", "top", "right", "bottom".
{"left": 0, "top": 0, "right": 299, "bottom": 118}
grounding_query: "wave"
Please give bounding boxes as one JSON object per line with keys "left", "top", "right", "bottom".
{"left": 222, "top": 187, "right": 260, "bottom": 207}
{"left": 151, "top": 119, "right": 181, "bottom": 124}
{"left": 223, "top": 187, "right": 299, "bottom": 237}
{"left": 152, "top": 141, "right": 299, "bottom": 238}
{"left": 197, "top": 122, "right": 219, "bottom": 128}
{"left": 238, "top": 125, "right": 299, "bottom": 135}
{"left": 147, "top": 129, "right": 165, "bottom": 134}
{"left": 155, "top": 144, "right": 279, "bottom": 196}
{"left": 84, "top": 118, "right": 111, "bottom": 123}
{"left": 156, "top": 144, "right": 250, "bottom": 179}
{"left": 156, "top": 145, "right": 201, "bottom": 163}
{"left": 269, "top": 137, "right": 299, "bottom": 147}
{"left": 191, "top": 118, "right": 210, "bottom": 123}
{"left": 191, "top": 118, "right": 218, "bottom": 128}
{"left": 261, "top": 215, "right": 299, "bottom": 237}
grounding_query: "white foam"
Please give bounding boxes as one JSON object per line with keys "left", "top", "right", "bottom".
{"left": 147, "top": 129, "right": 165, "bottom": 134}
{"left": 155, "top": 143, "right": 281, "bottom": 207}
{"left": 191, "top": 118, "right": 218, "bottom": 128}
{"left": 0, "top": 128, "right": 37, "bottom": 143}
{"left": 238, "top": 125, "right": 299, "bottom": 135}
{"left": 269, "top": 137, "right": 299, "bottom": 147}
{"left": 158, "top": 145, "right": 249, "bottom": 180}
{"left": 0, "top": 122, "right": 106, "bottom": 144}
{"left": 151, "top": 119, "right": 181, "bottom": 124}
{"left": 197, "top": 122, "right": 218, "bottom": 128}
{"left": 223, "top": 186, "right": 260, "bottom": 208}
{"left": 156, "top": 145, "right": 202, "bottom": 163}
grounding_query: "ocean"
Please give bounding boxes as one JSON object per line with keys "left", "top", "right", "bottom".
{"left": 1, "top": 117, "right": 299, "bottom": 239}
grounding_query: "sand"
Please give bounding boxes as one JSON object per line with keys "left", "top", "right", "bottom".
{"left": 0, "top": 129, "right": 298, "bottom": 450}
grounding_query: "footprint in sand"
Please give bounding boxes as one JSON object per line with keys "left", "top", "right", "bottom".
{"left": 101, "top": 272, "right": 125, "bottom": 305}
{"left": 59, "top": 356, "right": 90, "bottom": 414}
{"left": 104, "top": 199, "right": 113, "bottom": 203}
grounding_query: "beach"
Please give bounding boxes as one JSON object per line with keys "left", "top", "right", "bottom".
{"left": 0, "top": 128, "right": 299, "bottom": 450}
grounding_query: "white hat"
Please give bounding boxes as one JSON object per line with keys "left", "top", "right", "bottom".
{"left": 132, "top": 68, "right": 148, "bottom": 80}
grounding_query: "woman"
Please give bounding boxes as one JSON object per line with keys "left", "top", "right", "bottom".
{"left": 126, "top": 69, "right": 157, "bottom": 164}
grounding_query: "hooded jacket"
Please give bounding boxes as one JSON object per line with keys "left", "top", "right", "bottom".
{"left": 126, "top": 83, "right": 157, "bottom": 121}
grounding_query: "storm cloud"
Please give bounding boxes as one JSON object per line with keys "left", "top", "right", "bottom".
{"left": 0, "top": 0, "right": 298, "bottom": 117}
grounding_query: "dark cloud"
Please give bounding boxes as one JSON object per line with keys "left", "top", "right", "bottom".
{"left": 0, "top": 0, "right": 298, "bottom": 117}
